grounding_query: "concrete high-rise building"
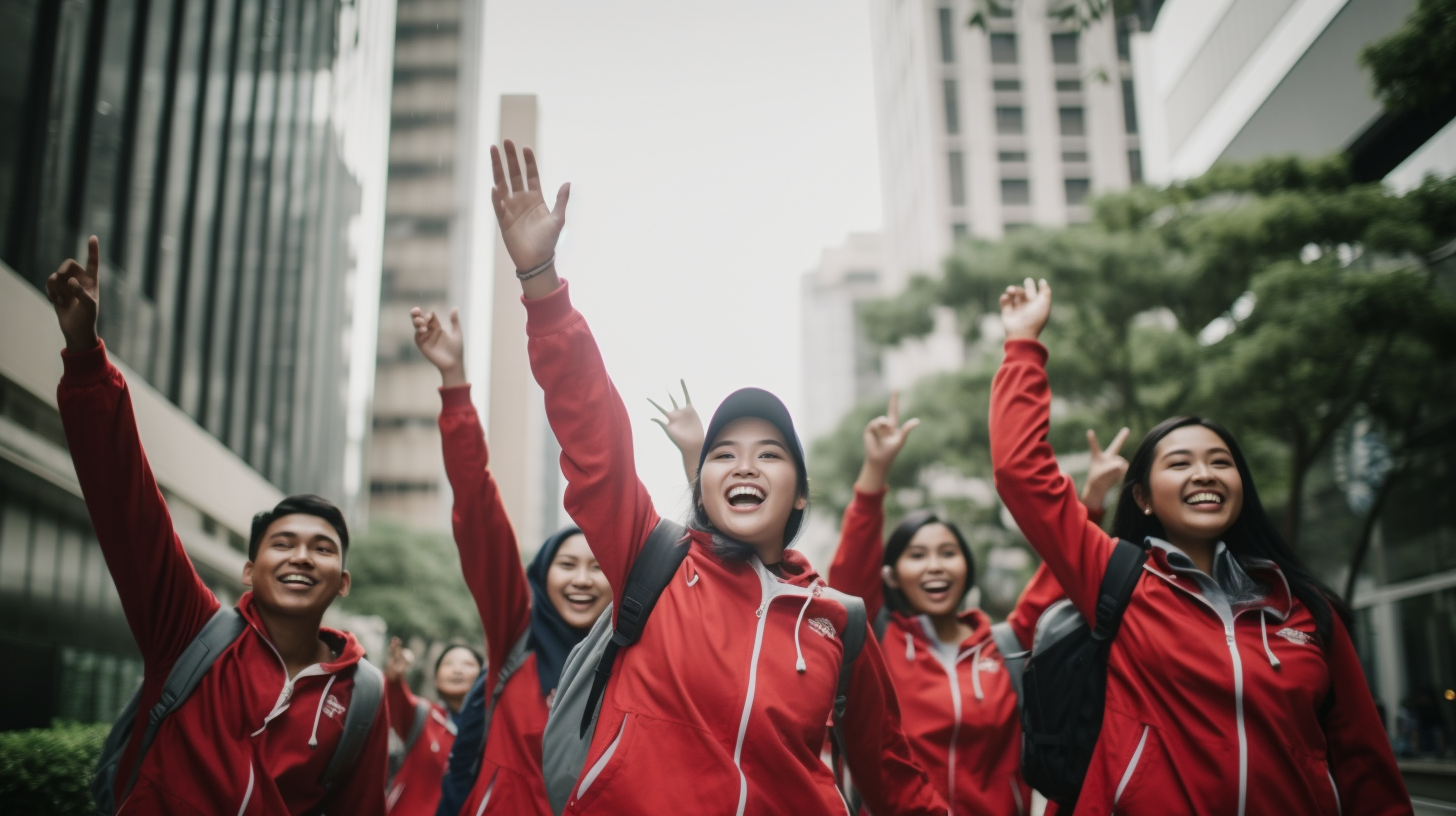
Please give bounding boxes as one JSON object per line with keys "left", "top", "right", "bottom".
{"left": 368, "top": 0, "right": 485, "bottom": 531}
{"left": 868, "top": 0, "right": 1143, "bottom": 286}
{"left": 0, "top": 0, "right": 394, "bottom": 729}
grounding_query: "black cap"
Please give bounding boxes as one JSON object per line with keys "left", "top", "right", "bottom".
{"left": 697, "top": 388, "right": 809, "bottom": 544}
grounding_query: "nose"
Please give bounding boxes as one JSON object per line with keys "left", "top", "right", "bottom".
{"left": 1190, "top": 460, "right": 1217, "bottom": 482}
{"left": 288, "top": 544, "right": 314, "bottom": 565}
{"left": 569, "top": 565, "right": 593, "bottom": 587}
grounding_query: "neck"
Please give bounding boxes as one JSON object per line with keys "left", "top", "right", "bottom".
{"left": 255, "top": 605, "right": 331, "bottom": 678}
{"left": 440, "top": 691, "right": 466, "bottom": 714}
{"left": 752, "top": 541, "right": 785, "bottom": 568}
{"left": 929, "top": 610, "right": 972, "bottom": 645}
{"left": 1167, "top": 536, "right": 1217, "bottom": 575}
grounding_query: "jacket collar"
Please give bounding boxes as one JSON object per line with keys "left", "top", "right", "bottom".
{"left": 236, "top": 591, "right": 366, "bottom": 671}
{"left": 893, "top": 606, "right": 992, "bottom": 651}
{"left": 685, "top": 528, "right": 823, "bottom": 588}
{"left": 1144, "top": 539, "right": 1292, "bottom": 621}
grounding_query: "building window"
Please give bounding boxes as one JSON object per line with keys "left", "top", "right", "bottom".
{"left": 990, "top": 33, "right": 1018, "bottom": 64}
{"left": 943, "top": 79, "right": 960, "bottom": 135}
{"left": 996, "top": 106, "right": 1024, "bottom": 135}
{"left": 998, "top": 151, "right": 1027, "bottom": 162}
{"left": 1064, "top": 178, "right": 1091, "bottom": 205}
{"left": 1117, "top": 19, "right": 1133, "bottom": 62}
{"left": 1129, "top": 149, "right": 1144, "bottom": 184}
{"left": 993, "top": 79, "right": 1021, "bottom": 92}
{"left": 1001, "top": 179, "right": 1030, "bottom": 205}
{"left": 948, "top": 151, "right": 967, "bottom": 206}
{"left": 1122, "top": 79, "right": 1139, "bottom": 134}
{"left": 1051, "top": 33, "right": 1080, "bottom": 65}
{"left": 991, "top": 4, "right": 1013, "bottom": 17}
{"left": 1055, "top": 79, "right": 1082, "bottom": 92}
{"left": 952, "top": 223, "right": 969, "bottom": 241}
{"left": 1059, "top": 107, "right": 1086, "bottom": 136}
{"left": 938, "top": 7, "right": 956, "bottom": 63}
{"left": 1062, "top": 151, "right": 1088, "bottom": 162}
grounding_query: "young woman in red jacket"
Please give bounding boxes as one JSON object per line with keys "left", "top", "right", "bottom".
{"left": 990, "top": 279, "right": 1411, "bottom": 815}
{"left": 489, "top": 140, "right": 946, "bottom": 816}
{"left": 408, "top": 306, "right": 614, "bottom": 816}
{"left": 826, "top": 393, "right": 1128, "bottom": 816}
{"left": 383, "top": 638, "right": 483, "bottom": 814}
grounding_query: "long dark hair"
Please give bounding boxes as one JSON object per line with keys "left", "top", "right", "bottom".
{"left": 881, "top": 511, "right": 976, "bottom": 616}
{"left": 1110, "top": 416, "right": 1351, "bottom": 643}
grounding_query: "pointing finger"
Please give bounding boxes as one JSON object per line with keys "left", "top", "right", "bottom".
{"left": 888, "top": 390, "right": 900, "bottom": 426}
{"left": 1087, "top": 429, "right": 1101, "bottom": 457}
{"left": 1106, "top": 427, "right": 1131, "bottom": 458}
{"left": 901, "top": 417, "right": 921, "bottom": 437}
{"left": 86, "top": 235, "right": 99, "bottom": 281}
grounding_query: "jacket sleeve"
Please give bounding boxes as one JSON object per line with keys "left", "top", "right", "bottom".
{"left": 841, "top": 620, "right": 949, "bottom": 815}
{"left": 826, "top": 488, "right": 888, "bottom": 624}
{"left": 1322, "top": 614, "right": 1413, "bottom": 814}
{"left": 385, "top": 674, "right": 421, "bottom": 740}
{"left": 438, "top": 385, "right": 530, "bottom": 691}
{"left": 990, "top": 339, "right": 1114, "bottom": 626}
{"left": 522, "top": 281, "right": 660, "bottom": 607}
{"left": 1003, "top": 506, "right": 1097, "bottom": 647}
{"left": 321, "top": 689, "right": 391, "bottom": 816}
{"left": 55, "top": 341, "right": 220, "bottom": 669}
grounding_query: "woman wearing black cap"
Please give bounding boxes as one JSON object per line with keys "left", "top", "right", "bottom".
{"left": 488, "top": 140, "right": 945, "bottom": 815}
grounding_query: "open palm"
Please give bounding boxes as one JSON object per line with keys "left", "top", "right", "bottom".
{"left": 490, "top": 139, "right": 568, "bottom": 272}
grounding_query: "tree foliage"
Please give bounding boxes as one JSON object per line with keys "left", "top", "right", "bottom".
{"left": 0, "top": 721, "right": 109, "bottom": 815}
{"left": 336, "top": 522, "right": 483, "bottom": 646}
{"left": 1359, "top": 0, "right": 1456, "bottom": 114}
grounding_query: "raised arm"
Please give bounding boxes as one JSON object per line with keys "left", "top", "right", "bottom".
{"left": 413, "top": 307, "right": 529, "bottom": 678}
{"left": 990, "top": 280, "right": 1114, "bottom": 624}
{"left": 491, "top": 141, "right": 658, "bottom": 596}
{"left": 384, "top": 637, "right": 424, "bottom": 740}
{"left": 49, "top": 237, "right": 219, "bottom": 667}
{"left": 827, "top": 392, "right": 919, "bottom": 623}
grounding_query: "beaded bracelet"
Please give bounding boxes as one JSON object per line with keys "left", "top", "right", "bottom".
{"left": 516, "top": 254, "right": 556, "bottom": 281}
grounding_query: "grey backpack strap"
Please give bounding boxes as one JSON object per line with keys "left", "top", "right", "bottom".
{"left": 480, "top": 629, "right": 532, "bottom": 749}
{"left": 93, "top": 605, "right": 245, "bottom": 815}
{"left": 403, "top": 697, "right": 434, "bottom": 755}
{"left": 321, "top": 658, "right": 383, "bottom": 792}
{"left": 991, "top": 621, "right": 1026, "bottom": 705}
{"left": 816, "top": 587, "right": 867, "bottom": 806}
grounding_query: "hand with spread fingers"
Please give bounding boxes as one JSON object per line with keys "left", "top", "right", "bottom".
{"left": 1082, "top": 426, "right": 1131, "bottom": 510}
{"left": 46, "top": 235, "right": 102, "bottom": 353}
{"left": 411, "top": 307, "right": 466, "bottom": 388}
{"left": 385, "top": 636, "right": 416, "bottom": 683}
{"left": 999, "top": 277, "right": 1052, "bottom": 342}
{"left": 650, "top": 380, "right": 704, "bottom": 482}
{"left": 855, "top": 391, "right": 921, "bottom": 494}
{"left": 489, "top": 139, "right": 569, "bottom": 299}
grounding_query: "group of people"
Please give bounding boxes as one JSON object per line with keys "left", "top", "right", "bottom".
{"left": 43, "top": 140, "right": 1414, "bottom": 815}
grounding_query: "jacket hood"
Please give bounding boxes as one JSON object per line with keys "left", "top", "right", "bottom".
{"left": 236, "top": 591, "right": 367, "bottom": 669}
{"left": 525, "top": 525, "right": 594, "bottom": 696}
{"left": 685, "top": 527, "right": 823, "bottom": 588}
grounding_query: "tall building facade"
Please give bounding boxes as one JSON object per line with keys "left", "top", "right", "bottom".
{"left": 367, "top": 0, "right": 485, "bottom": 531}
{"left": 868, "top": 0, "right": 1143, "bottom": 286}
{"left": 0, "top": 0, "right": 395, "bottom": 730}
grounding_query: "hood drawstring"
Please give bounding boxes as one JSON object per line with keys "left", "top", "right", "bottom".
{"left": 685, "top": 556, "right": 699, "bottom": 587}
{"left": 793, "top": 588, "right": 815, "bottom": 673}
{"left": 309, "top": 674, "right": 337, "bottom": 748}
{"left": 905, "top": 632, "right": 916, "bottom": 661}
{"left": 967, "top": 642, "right": 986, "bottom": 701}
{"left": 1260, "top": 614, "right": 1281, "bottom": 669}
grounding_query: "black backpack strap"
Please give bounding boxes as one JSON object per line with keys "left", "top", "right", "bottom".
{"left": 322, "top": 658, "right": 383, "bottom": 791}
{"left": 579, "top": 518, "right": 689, "bottom": 737}
{"left": 990, "top": 621, "right": 1026, "bottom": 705}
{"left": 1092, "top": 539, "right": 1149, "bottom": 641}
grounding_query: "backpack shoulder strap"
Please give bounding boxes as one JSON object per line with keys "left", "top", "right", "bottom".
{"left": 816, "top": 587, "right": 866, "bottom": 723}
{"left": 403, "top": 696, "right": 434, "bottom": 755}
{"left": 990, "top": 621, "right": 1025, "bottom": 704}
{"left": 578, "top": 518, "right": 689, "bottom": 737}
{"left": 1091, "top": 538, "right": 1149, "bottom": 641}
{"left": 871, "top": 605, "right": 890, "bottom": 641}
{"left": 480, "top": 628, "right": 532, "bottom": 748}
{"left": 322, "top": 658, "right": 383, "bottom": 791}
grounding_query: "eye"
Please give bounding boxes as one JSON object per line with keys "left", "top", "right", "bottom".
{"left": 713, "top": 451, "right": 734, "bottom": 460}
{"left": 759, "top": 451, "right": 781, "bottom": 459}
{"left": 1168, "top": 460, "right": 1190, "bottom": 469}
{"left": 272, "top": 540, "right": 290, "bottom": 549}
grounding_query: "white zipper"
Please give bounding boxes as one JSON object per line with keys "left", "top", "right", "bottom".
{"left": 474, "top": 767, "right": 499, "bottom": 815}
{"left": 1113, "top": 724, "right": 1149, "bottom": 805}
{"left": 1009, "top": 775, "right": 1026, "bottom": 816}
{"left": 576, "top": 714, "right": 627, "bottom": 799}
{"left": 249, "top": 625, "right": 332, "bottom": 736}
{"left": 918, "top": 617, "right": 979, "bottom": 807}
{"left": 1326, "top": 767, "right": 1341, "bottom": 816}
{"left": 235, "top": 763, "right": 255, "bottom": 816}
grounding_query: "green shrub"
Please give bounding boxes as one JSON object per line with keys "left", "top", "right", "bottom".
{"left": 0, "top": 721, "right": 109, "bottom": 815}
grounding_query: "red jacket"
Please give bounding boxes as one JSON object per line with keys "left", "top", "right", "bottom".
{"left": 57, "top": 342, "right": 388, "bottom": 816}
{"left": 385, "top": 676, "right": 456, "bottom": 814}
{"left": 989, "top": 339, "right": 1411, "bottom": 816}
{"left": 523, "top": 281, "right": 946, "bottom": 816}
{"left": 438, "top": 386, "right": 555, "bottom": 816}
{"left": 827, "top": 489, "right": 1072, "bottom": 815}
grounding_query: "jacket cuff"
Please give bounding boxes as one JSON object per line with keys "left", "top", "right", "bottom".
{"left": 851, "top": 487, "right": 888, "bottom": 509}
{"left": 59, "top": 339, "right": 112, "bottom": 387}
{"left": 439, "top": 384, "right": 474, "bottom": 413}
{"left": 1002, "top": 337, "right": 1048, "bottom": 365}
{"left": 522, "top": 279, "right": 579, "bottom": 337}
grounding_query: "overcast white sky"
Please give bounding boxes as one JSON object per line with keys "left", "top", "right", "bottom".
{"left": 469, "top": 1, "right": 886, "bottom": 515}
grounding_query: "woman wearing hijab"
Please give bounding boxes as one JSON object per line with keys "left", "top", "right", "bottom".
{"left": 410, "top": 306, "right": 612, "bottom": 816}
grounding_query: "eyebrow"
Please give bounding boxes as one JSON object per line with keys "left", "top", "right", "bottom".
{"left": 1160, "top": 447, "right": 1232, "bottom": 460}
{"left": 709, "top": 438, "right": 788, "bottom": 451}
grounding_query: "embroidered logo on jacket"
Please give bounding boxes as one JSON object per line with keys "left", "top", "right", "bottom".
{"left": 323, "top": 694, "right": 346, "bottom": 719}
{"left": 975, "top": 658, "right": 1002, "bottom": 673}
{"left": 807, "top": 618, "right": 837, "bottom": 639}
{"left": 1276, "top": 628, "right": 1314, "bottom": 646}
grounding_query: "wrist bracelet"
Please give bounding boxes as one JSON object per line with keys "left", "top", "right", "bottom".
{"left": 516, "top": 254, "right": 556, "bottom": 281}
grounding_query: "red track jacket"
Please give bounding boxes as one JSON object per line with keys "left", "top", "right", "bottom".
{"left": 523, "top": 281, "right": 946, "bottom": 816}
{"left": 57, "top": 342, "right": 387, "bottom": 815}
{"left": 439, "top": 385, "right": 555, "bottom": 816}
{"left": 385, "top": 676, "right": 456, "bottom": 814}
{"left": 989, "top": 339, "right": 1411, "bottom": 816}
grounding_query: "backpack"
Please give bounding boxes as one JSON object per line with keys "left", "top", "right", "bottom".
{"left": 540, "top": 519, "right": 868, "bottom": 815}
{"left": 1019, "top": 538, "right": 1148, "bottom": 806}
{"left": 92, "top": 606, "right": 384, "bottom": 815}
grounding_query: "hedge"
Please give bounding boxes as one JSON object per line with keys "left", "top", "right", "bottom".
{"left": 0, "top": 721, "right": 108, "bottom": 815}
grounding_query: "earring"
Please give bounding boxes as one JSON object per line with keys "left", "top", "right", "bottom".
{"left": 1143, "top": 507, "right": 1152, "bottom": 516}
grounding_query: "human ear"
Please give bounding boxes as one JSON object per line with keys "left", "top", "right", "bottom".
{"left": 881, "top": 564, "right": 900, "bottom": 590}
{"left": 338, "top": 570, "right": 351, "bottom": 598}
{"left": 793, "top": 495, "right": 808, "bottom": 511}
{"left": 241, "top": 562, "right": 254, "bottom": 587}
{"left": 1132, "top": 483, "right": 1150, "bottom": 515}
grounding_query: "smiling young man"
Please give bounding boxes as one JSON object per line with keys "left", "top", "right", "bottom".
{"left": 47, "top": 238, "right": 388, "bottom": 815}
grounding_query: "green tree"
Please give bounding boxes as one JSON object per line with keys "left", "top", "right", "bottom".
{"left": 1359, "top": 0, "right": 1456, "bottom": 114}
{"left": 335, "top": 522, "right": 483, "bottom": 646}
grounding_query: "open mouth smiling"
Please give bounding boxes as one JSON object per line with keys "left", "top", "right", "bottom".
{"left": 726, "top": 484, "right": 766, "bottom": 510}
{"left": 278, "top": 573, "right": 319, "bottom": 589}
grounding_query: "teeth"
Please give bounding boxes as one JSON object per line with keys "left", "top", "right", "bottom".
{"left": 1185, "top": 492, "right": 1223, "bottom": 505}
{"left": 279, "top": 575, "right": 315, "bottom": 585}
{"left": 566, "top": 594, "right": 594, "bottom": 603}
{"left": 923, "top": 582, "right": 950, "bottom": 592}
{"left": 728, "top": 485, "right": 765, "bottom": 500}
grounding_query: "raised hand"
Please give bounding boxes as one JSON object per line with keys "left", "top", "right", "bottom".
{"left": 999, "top": 277, "right": 1052, "bottom": 342}
{"left": 490, "top": 139, "right": 568, "bottom": 298}
{"left": 1081, "top": 426, "right": 1131, "bottom": 509}
{"left": 411, "top": 307, "right": 466, "bottom": 387}
{"left": 385, "top": 636, "right": 416, "bottom": 682}
{"left": 650, "top": 381, "right": 704, "bottom": 482}
{"left": 46, "top": 235, "right": 101, "bottom": 353}
{"left": 855, "top": 391, "right": 920, "bottom": 493}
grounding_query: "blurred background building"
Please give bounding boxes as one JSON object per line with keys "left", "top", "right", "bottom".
{"left": 0, "top": 0, "right": 395, "bottom": 730}
{"left": 367, "top": 0, "right": 485, "bottom": 533}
